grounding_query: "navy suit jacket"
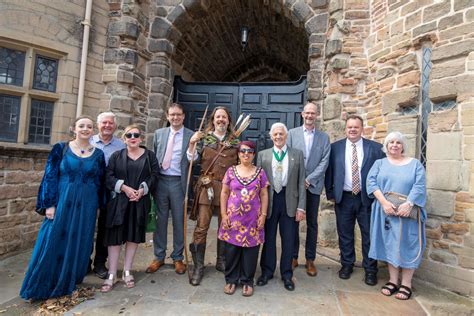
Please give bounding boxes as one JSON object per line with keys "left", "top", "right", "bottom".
{"left": 324, "top": 138, "right": 384, "bottom": 207}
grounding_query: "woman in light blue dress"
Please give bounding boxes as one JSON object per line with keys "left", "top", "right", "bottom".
{"left": 367, "top": 131, "right": 426, "bottom": 300}
{"left": 20, "top": 116, "right": 105, "bottom": 301}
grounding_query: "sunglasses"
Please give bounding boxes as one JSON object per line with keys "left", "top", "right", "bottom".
{"left": 125, "top": 132, "right": 141, "bottom": 139}
{"left": 239, "top": 148, "right": 255, "bottom": 154}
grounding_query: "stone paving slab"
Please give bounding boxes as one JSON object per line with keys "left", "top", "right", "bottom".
{"left": 0, "top": 218, "right": 473, "bottom": 315}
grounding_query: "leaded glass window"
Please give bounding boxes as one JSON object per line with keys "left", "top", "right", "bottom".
{"left": 28, "top": 99, "right": 54, "bottom": 144}
{"left": 433, "top": 100, "right": 456, "bottom": 112}
{"left": 0, "top": 47, "right": 25, "bottom": 86}
{"left": 32, "top": 55, "right": 58, "bottom": 92}
{"left": 0, "top": 94, "right": 21, "bottom": 142}
{"left": 420, "top": 47, "right": 433, "bottom": 167}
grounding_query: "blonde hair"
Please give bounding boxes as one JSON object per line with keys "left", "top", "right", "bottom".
{"left": 121, "top": 124, "right": 143, "bottom": 141}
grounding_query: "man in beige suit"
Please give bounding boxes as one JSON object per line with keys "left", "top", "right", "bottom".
{"left": 256, "top": 122, "right": 306, "bottom": 291}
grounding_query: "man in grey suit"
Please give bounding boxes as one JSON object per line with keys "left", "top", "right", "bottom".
{"left": 287, "top": 102, "right": 330, "bottom": 277}
{"left": 146, "top": 103, "right": 193, "bottom": 275}
{"left": 256, "top": 122, "right": 306, "bottom": 291}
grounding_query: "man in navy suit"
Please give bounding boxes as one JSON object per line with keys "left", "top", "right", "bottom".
{"left": 146, "top": 103, "right": 193, "bottom": 275}
{"left": 287, "top": 102, "right": 330, "bottom": 277}
{"left": 324, "top": 114, "right": 384, "bottom": 286}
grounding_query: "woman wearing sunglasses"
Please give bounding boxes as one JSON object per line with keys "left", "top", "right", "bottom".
{"left": 101, "top": 124, "right": 159, "bottom": 292}
{"left": 219, "top": 141, "right": 269, "bottom": 296}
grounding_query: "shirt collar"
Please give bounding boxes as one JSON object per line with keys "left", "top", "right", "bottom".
{"left": 273, "top": 144, "right": 288, "bottom": 153}
{"left": 170, "top": 126, "right": 183, "bottom": 135}
{"left": 346, "top": 138, "right": 363, "bottom": 147}
{"left": 303, "top": 126, "right": 315, "bottom": 134}
{"left": 92, "top": 134, "right": 120, "bottom": 145}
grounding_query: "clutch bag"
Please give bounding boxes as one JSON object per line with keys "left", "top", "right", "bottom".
{"left": 384, "top": 191, "right": 418, "bottom": 220}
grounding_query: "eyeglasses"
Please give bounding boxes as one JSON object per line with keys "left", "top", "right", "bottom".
{"left": 239, "top": 148, "right": 255, "bottom": 154}
{"left": 125, "top": 132, "right": 141, "bottom": 139}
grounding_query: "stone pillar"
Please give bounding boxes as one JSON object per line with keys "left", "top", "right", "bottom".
{"left": 103, "top": 0, "right": 150, "bottom": 137}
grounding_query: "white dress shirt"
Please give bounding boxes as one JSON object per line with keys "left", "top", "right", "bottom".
{"left": 161, "top": 127, "right": 183, "bottom": 176}
{"left": 343, "top": 138, "right": 363, "bottom": 192}
{"left": 272, "top": 145, "right": 289, "bottom": 187}
{"left": 303, "top": 127, "right": 314, "bottom": 166}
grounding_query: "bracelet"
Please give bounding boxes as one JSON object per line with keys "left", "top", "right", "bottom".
{"left": 260, "top": 213, "right": 267, "bottom": 216}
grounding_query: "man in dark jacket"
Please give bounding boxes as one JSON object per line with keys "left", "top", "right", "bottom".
{"left": 325, "top": 114, "right": 384, "bottom": 286}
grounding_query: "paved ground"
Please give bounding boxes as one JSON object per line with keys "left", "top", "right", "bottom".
{"left": 0, "top": 218, "right": 472, "bottom": 315}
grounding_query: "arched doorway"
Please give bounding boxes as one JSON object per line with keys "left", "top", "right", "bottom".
{"left": 147, "top": 0, "right": 328, "bottom": 146}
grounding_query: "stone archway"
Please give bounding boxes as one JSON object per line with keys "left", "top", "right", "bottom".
{"left": 146, "top": 0, "right": 330, "bottom": 136}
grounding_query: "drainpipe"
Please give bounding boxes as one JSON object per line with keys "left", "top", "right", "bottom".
{"left": 76, "top": 0, "right": 93, "bottom": 117}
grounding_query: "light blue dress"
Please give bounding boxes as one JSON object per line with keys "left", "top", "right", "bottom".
{"left": 20, "top": 144, "right": 105, "bottom": 300}
{"left": 367, "top": 158, "right": 426, "bottom": 269}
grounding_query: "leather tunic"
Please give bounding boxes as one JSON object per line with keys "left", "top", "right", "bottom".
{"left": 196, "top": 141, "right": 238, "bottom": 206}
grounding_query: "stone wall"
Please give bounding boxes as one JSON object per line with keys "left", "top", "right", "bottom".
{"left": 0, "top": 0, "right": 109, "bottom": 258}
{"left": 103, "top": 0, "right": 152, "bottom": 140}
{"left": 318, "top": 0, "right": 474, "bottom": 297}
{"left": 0, "top": 0, "right": 472, "bottom": 297}
{"left": 0, "top": 147, "right": 49, "bottom": 257}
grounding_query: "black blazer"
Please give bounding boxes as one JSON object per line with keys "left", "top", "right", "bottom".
{"left": 325, "top": 138, "right": 384, "bottom": 207}
{"left": 105, "top": 147, "right": 159, "bottom": 227}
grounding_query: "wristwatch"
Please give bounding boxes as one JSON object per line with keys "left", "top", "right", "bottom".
{"left": 407, "top": 200, "right": 414, "bottom": 207}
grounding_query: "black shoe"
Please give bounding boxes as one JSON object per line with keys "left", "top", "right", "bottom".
{"left": 256, "top": 275, "right": 272, "bottom": 286}
{"left": 364, "top": 272, "right": 378, "bottom": 286}
{"left": 338, "top": 266, "right": 353, "bottom": 280}
{"left": 283, "top": 278, "right": 295, "bottom": 291}
{"left": 93, "top": 264, "right": 108, "bottom": 279}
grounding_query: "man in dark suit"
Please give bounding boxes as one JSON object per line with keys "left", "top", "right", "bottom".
{"left": 146, "top": 103, "right": 193, "bottom": 275}
{"left": 287, "top": 102, "right": 330, "bottom": 277}
{"left": 324, "top": 114, "right": 384, "bottom": 286}
{"left": 256, "top": 122, "right": 306, "bottom": 291}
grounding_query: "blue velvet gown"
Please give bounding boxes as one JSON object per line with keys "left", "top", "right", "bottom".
{"left": 367, "top": 158, "right": 426, "bottom": 269}
{"left": 20, "top": 143, "right": 105, "bottom": 300}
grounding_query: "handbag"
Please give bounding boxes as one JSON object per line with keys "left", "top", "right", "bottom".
{"left": 384, "top": 191, "right": 419, "bottom": 220}
{"left": 385, "top": 191, "right": 423, "bottom": 264}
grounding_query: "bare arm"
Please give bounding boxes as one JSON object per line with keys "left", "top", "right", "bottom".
{"left": 258, "top": 185, "right": 269, "bottom": 229}
{"left": 373, "top": 189, "right": 396, "bottom": 216}
{"left": 220, "top": 183, "right": 231, "bottom": 229}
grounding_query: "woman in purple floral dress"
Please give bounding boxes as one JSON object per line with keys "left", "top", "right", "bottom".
{"left": 219, "top": 141, "right": 269, "bottom": 297}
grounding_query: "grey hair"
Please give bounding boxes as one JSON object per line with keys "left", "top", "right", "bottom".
{"left": 382, "top": 131, "right": 407, "bottom": 154}
{"left": 97, "top": 111, "right": 117, "bottom": 124}
{"left": 269, "top": 122, "right": 288, "bottom": 136}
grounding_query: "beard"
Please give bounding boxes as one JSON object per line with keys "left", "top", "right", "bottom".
{"left": 215, "top": 125, "right": 227, "bottom": 133}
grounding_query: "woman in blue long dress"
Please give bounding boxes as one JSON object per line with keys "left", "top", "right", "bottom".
{"left": 367, "top": 131, "right": 426, "bottom": 301}
{"left": 20, "top": 116, "right": 105, "bottom": 301}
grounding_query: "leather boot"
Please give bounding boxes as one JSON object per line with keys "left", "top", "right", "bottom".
{"left": 215, "top": 239, "right": 225, "bottom": 272}
{"left": 190, "top": 243, "right": 205, "bottom": 286}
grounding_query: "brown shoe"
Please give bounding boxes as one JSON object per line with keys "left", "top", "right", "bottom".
{"left": 292, "top": 258, "right": 299, "bottom": 270}
{"left": 146, "top": 259, "right": 164, "bottom": 273}
{"left": 174, "top": 260, "right": 186, "bottom": 274}
{"left": 305, "top": 260, "right": 317, "bottom": 277}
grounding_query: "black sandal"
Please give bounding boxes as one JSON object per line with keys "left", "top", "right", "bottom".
{"left": 395, "top": 285, "right": 412, "bottom": 300}
{"left": 381, "top": 282, "right": 399, "bottom": 296}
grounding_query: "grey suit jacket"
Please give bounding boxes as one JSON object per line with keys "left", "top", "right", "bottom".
{"left": 287, "top": 126, "right": 331, "bottom": 195}
{"left": 257, "top": 147, "right": 306, "bottom": 218}
{"left": 153, "top": 126, "right": 193, "bottom": 193}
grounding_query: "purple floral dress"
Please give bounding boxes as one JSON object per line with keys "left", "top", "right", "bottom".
{"left": 218, "top": 166, "right": 269, "bottom": 247}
